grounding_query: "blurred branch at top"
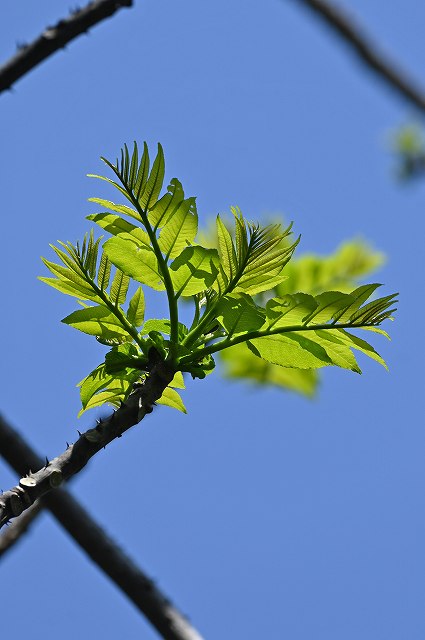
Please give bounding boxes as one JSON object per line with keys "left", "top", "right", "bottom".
{"left": 288, "top": 0, "right": 425, "bottom": 114}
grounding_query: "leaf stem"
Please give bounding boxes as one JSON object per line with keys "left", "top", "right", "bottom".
{"left": 113, "top": 175, "right": 180, "bottom": 357}
{"left": 177, "top": 320, "right": 387, "bottom": 367}
{"left": 79, "top": 262, "right": 145, "bottom": 351}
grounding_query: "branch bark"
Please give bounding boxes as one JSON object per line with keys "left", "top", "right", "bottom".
{"left": 0, "top": 393, "right": 204, "bottom": 639}
{"left": 288, "top": 0, "right": 425, "bottom": 114}
{"left": 0, "top": 0, "right": 133, "bottom": 95}
{"left": 0, "top": 359, "right": 173, "bottom": 527}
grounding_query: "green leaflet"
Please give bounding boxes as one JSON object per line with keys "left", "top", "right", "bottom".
{"left": 170, "top": 371, "right": 185, "bottom": 389}
{"left": 127, "top": 287, "right": 145, "bottom": 327}
{"left": 77, "top": 363, "right": 140, "bottom": 416}
{"left": 265, "top": 288, "right": 396, "bottom": 329}
{"left": 215, "top": 293, "right": 265, "bottom": 337}
{"left": 158, "top": 197, "right": 198, "bottom": 259}
{"left": 170, "top": 246, "right": 220, "bottom": 297}
{"left": 40, "top": 235, "right": 106, "bottom": 304}
{"left": 156, "top": 387, "right": 187, "bottom": 413}
{"left": 87, "top": 212, "right": 151, "bottom": 247}
{"left": 242, "top": 288, "right": 395, "bottom": 371}
{"left": 87, "top": 198, "right": 141, "bottom": 223}
{"left": 104, "top": 343, "right": 146, "bottom": 374}
{"left": 215, "top": 209, "right": 298, "bottom": 295}
{"left": 248, "top": 333, "right": 333, "bottom": 370}
{"left": 62, "top": 305, "right": 131, "bottom": 339}
{"left": 148, "top": 178, "right": 185, "bottom": 229}
{"left": 140, "top": 319, "right": 188, "bottom": 340}
{"left": 302, "top": 291, "right": 357, "bottom": 324}
{"left": 306, "top": 330, "right": 361, "bottom": 372}
{"left": 39, "top": 276, "right": 101, "bottom": 302}
{"left": 103, "top": 237, "right": 165, "bottom": 291}
{"left": 87, "top": 174, "right": 135, "bottom": 206}
{"left": 137, "top": 143, "right": 165, "bottom": 210}
{"left": 335, "top": 329, "right": 388, "bottom": 369}
{"left": 216, "top": 215, "right": 237, "bottom": 282}
{"left": 330, "top": 284, "right": 382, "bottom": 322}
{"left": 78, "top": 382, "right": 131, "bottom": 416}
{"left": 40, "top": 258, "right": 100, "bottom": 302}
{"left": 98, "top": 252, "right": 112, "bottom": 290}
{"left": 265, "top": 294, "right": 318, "bottom": 328}
{"left": 110, "top": 270, "right": 130, "bottom": 305}
{"left": 79, "top": 364, "right": 110, "bottom": 407}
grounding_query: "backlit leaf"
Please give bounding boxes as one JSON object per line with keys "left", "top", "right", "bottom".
{"left": 158, "top": 197, "right": 198, "bottom": 259}
{"left": 127, "top": 287, "right": 145, "bottom": 327}
{"left": 170, "top": 246, "right": 220, "bottom": 297}
{"left": 156, "top": 387, "right": 187, "bottom": 413}
{"left": 62, "top": 305, "right": 130, "bottom": 339}
{"left": 104, "top": 237, "right": 165, "bottom": 291}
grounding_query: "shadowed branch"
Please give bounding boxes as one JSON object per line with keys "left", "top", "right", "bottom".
{"left": 0, "top": 360, "right": 173, "bottom": 528}
{"left": 0, "top": 0, "right": 133, "bottom": 94}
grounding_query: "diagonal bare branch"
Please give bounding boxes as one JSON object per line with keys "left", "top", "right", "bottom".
{"left": 288, "top": 0, "right": 425, "bottom": 114}
{"left": 0, "top": 0, "right": 133, "bottom": 95}
{"left": 0, "top": 416, "right": 203, "bottom": 639}
{"left": 0, "top": 359, "right": 173, "bottom": 528}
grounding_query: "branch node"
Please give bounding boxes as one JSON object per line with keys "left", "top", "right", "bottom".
{"left": 9, "top": 493, "right": 23, "bottom": 517}
{"left": 19, "top": 476, "right": 36, "bottom": 488}
{"left": 49, "top": 470, "right": 63, "bottom": 488}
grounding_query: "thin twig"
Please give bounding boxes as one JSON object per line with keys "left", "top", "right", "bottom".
{"left": 288, "top": 0, "right": 425, "bottom": 113}
{"left": 0, "top": 418, "right": 203, "bottom": 639}
{"left": 0, "top": 0, "right": 133, "bottom": 94}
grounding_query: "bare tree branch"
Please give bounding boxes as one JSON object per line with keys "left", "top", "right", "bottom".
{"left": 0, "top": 416, "right": 203, "bottom": 639}
{"left": 0, "top": 358, "right": 173, "bottom": 528}
{"left": 288, "top": 0, "right": 425, "bottom": 114}
{"left": 0, "top": 0, "right": 133, "bottom": 95}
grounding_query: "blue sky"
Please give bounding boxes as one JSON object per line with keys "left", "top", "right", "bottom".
{"left": 1, "top": 1, "right": 424, "bottom": 638}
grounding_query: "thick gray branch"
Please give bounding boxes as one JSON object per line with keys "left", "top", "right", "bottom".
{"left": 0, "top": 360, "right": 173, "bottom": 528}
{"left": 0, "top": 416, "right": 203, "bottom": 640}
{"left": 288, "top": 0, "right": 425, "bottom": 113}
{"left": 0, "top": 0, "right": 133, "bottom": 94}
